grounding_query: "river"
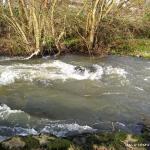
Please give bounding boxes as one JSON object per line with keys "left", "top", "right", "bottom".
{"left": 0, "top": 55, "right": 150, "bottom": 141}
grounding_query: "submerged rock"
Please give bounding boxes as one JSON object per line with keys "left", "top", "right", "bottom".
{"left": 74, "top": 65, "right": 98, "bottom": 74}
{"left": 74, "top": 66, "right": 85, "bottom": 74}
{"left": 87, "top": 66, "right": 97, "bottom": 73}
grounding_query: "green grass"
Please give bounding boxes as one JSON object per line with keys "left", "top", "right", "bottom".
{"left": 63, "top": 38, "right": 80, "bottom": 46}
{"left": 111, "top": 38, "right": 150, "bottom": 59}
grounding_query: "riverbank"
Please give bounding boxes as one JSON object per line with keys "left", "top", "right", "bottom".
{"left": 0, "top": 1, "right": 150, "bottom": 59}
{"left": 0, "top": 126, "right": 150, "bottom": 150}
{"left": 110, "top": 39, "right": 150, "bottom": 59}
{"left": 0, "top": 38, "right": 150, "bottom": 59}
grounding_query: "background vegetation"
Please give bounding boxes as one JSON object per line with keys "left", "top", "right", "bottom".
{"left": 0, "top": 0, "right": 150, "bottom": 58}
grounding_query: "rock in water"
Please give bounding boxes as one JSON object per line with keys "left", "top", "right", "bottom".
{"left": 87, "top": 66, "right": 97, "bottom": 73}
{"left": 74, "top": 66, "right": 85, "bottom": 74}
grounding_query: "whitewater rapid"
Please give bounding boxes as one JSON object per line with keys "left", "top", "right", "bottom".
{"left": 0, "top": 60, "right": 128, "bottom": 85}
{"left": 0, "top": 104, "right": 96, "bottom": 141}
{"left": 0, "top": 104, "right": 141, "bottom": 141}
{"left": 0, "top": 56, "right": 149, "bottom": 141}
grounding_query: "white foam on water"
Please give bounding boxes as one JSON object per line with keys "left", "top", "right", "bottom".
{"left": 0, "top": 104, "right": 23, "bottom": 120}
{"left": 14, "top": 127, "right": 38, "bottom": 136}
{"left": 104, "top": 66, "right": 127, "bottom": 78}
{"left": 0, "top": 104, "right": 95, "bottom": 138}
{"left": 0, "top": 69, "right": 20, "bottom": 85}
{"left": 135, "top": 86, "right": 144, "bottom": 91}
{"left": 41, "top": 123, "right": 96, "bottom": 137}
{"left": 0, "top": 57, "right": 24, "bottom": 62}
{"left": 48, "top": 61, "right": 104, "bottom": 80}
{"left": 0, "top": 136, "right": 8, "bottom": 142}
{"left": 102, "top": 92, "right": 125, "bottom": 95}
{"left": 0, "top": 123, "right": 95, "bottom": 140}
{"left": 0, "top": 60, "right": 128, "bottom": 85}
{"left": 144, "top": 76, "right": 150, "bottom": 81}
{"left": 116, "top": 122, "right": 126, "bottom": 127}
{"left": 145, "top": 67, "right": 150, "bottom": 70}
{"left": 0, "top": 126, "right": 38, "bottom": 140}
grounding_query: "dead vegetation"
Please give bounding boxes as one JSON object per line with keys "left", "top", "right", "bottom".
{"left": 0, "top": 0, "right": 150, "bottom": 58}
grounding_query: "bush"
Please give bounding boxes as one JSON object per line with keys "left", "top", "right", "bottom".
{"left": 0, "top": 1, "right": 150, "bottom": 57}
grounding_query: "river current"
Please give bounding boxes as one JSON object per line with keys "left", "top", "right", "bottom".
{"left": 0, "top": 55, "right": 150, "bottom": 141}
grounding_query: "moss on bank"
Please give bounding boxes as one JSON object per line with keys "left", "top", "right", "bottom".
{"left": 0, "top": 134, "right": 74, "bottom": 150}
{"left": 110, "top": 38, "right": 150, "bottom": 59}
{"left": 0, "top": 1, "right": 149, "bottom": 58}
{"left": 0, "top": 38, "right": 27, "bottom": 56}
{"left": 0, "top": 130, "right": 150, "bottom": 150}
{"left": 0, "top": 37, "right": 150, "bottom": 59}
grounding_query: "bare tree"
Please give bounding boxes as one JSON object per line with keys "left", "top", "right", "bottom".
{"left": 78, "top": 0, "right": 115, "bottom": 51}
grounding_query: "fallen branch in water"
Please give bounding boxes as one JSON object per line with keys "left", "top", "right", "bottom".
{"left": 24, "top": 49, "right": 40, "bottom": 60}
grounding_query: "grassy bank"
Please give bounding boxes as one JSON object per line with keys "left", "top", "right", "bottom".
{"left": 0, "top": 133, "right": 147, "bottom": 150}
{"left": 0, "top": 121, "right": 150, "bottom": 150}
{"left": 0, "top": 128, "right": 150, "bottom": 150}
{"left": 110, "top": 38, "right": 150, "bottom": 59}
{"left": 0, "top": 37, "right": 150, "bottom": 58}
